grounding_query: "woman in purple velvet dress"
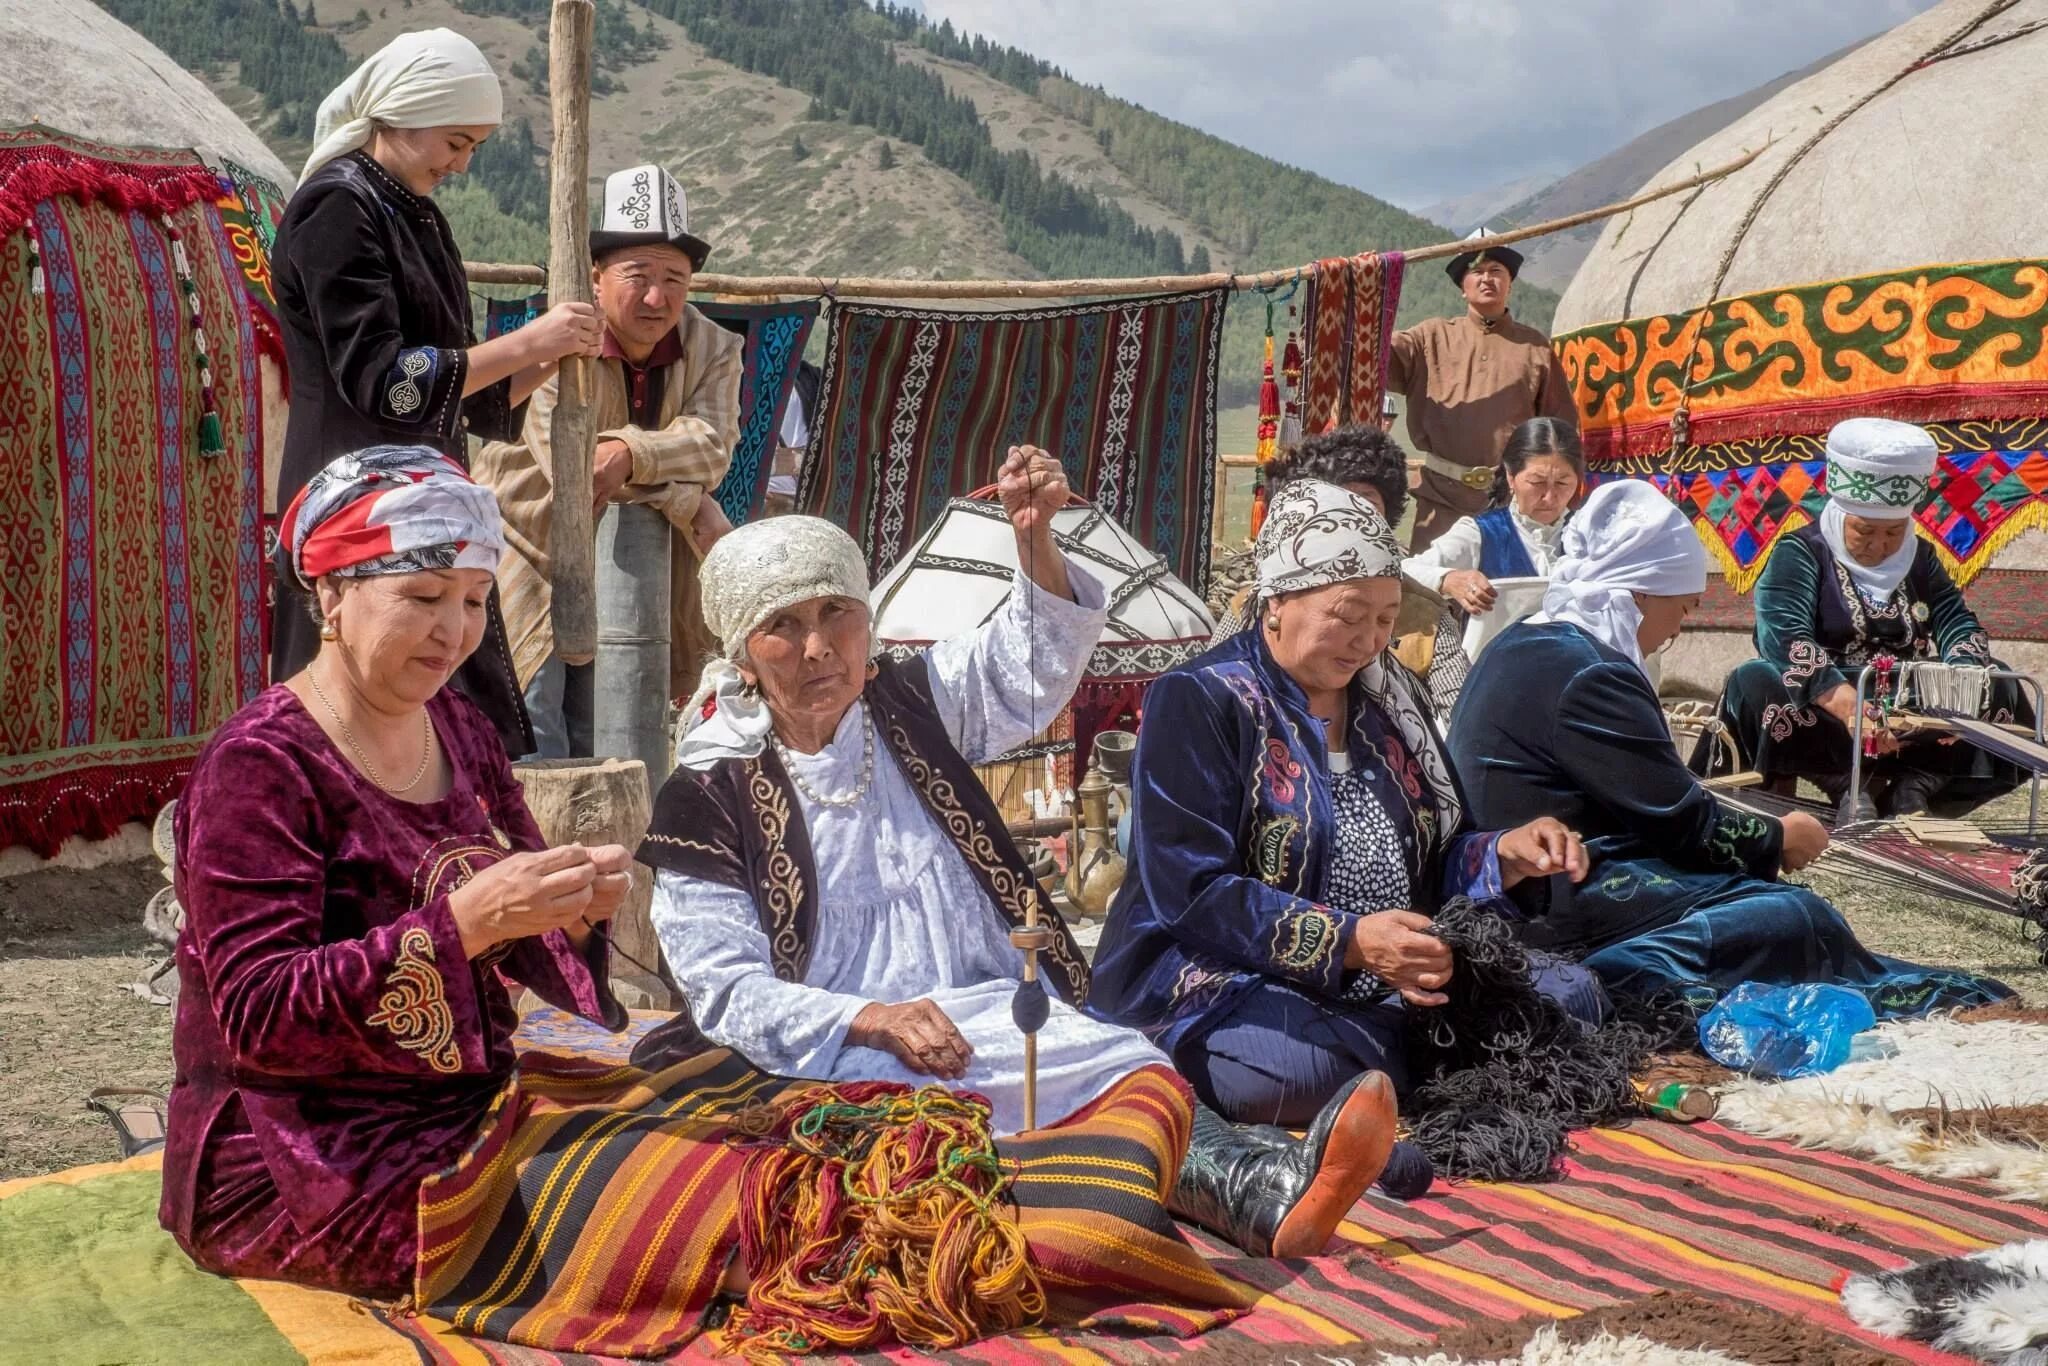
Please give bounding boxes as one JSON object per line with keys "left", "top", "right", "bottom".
{"left": 161, "top": 446, "right": 634, "bottom": 1296}
{"left": 162, "top": 448, "right": 1258, "bottom": 1358}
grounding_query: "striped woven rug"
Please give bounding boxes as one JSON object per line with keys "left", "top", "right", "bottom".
{"left": 354, "top": 1010, "right": 2045, "bottom": 1364}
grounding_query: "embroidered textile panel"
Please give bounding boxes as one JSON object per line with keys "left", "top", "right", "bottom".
{"left": 1301, "top": 251, "right": 1404, "bottom": 434}
{"left": 799, "top": 290, "right": 1230, "bottom": 593}
{"left": 0, "top": 154, "right": 267, "bottom": 854}
{"left": 478, "top": 293, "right": 817, "bottom": 524}
{"left": 1556, "top": 258, "right": 2048, "bottom": 462}
{"left": 1588, "top": 428, "right": 2048, "bottom": 591}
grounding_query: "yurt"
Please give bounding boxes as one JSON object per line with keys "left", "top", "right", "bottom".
{"left": 1551, "top": 0, "right": 2048, "bottom": 693}
{"left": 0, "top": 0, "right": 291, "bottom": 855}
{"left": 870, "top": 493, "right": 1214, "bottom": 817}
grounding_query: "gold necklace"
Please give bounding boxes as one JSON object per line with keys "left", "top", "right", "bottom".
{"left": 307, "top": 666, "right": 435, "bottom": 795}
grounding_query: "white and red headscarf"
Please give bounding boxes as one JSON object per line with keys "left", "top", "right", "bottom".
{"left": 281, "top": 445, "right": 505, "bottom": 589}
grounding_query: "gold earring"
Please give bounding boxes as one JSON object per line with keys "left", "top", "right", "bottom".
{"left": 319, "top": 618, "right": 339, "bottom": 642}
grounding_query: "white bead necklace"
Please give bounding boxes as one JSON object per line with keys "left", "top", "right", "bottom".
{"left": 771, "top": 707, "right": 876, "bottom": 807}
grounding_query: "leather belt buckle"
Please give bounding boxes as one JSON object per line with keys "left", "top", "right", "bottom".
{"left": 1459, "top": 465, "right": 1494, "bottom": 491}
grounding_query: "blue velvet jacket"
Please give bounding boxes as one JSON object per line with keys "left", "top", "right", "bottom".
{"left": 1089, "top": 627, "right": 1506, "bottom": 1054}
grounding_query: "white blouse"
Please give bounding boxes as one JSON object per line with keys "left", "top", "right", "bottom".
{"left": 649, "top": 562, "right": 1168, "bottom": 1134}
{"left": 1404, "top": 505, "right": 1565, "bottom": 591}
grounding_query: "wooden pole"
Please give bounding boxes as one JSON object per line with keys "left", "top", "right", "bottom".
{"left": 547, "top": 0, "right": 598, "bottom": 665}
{"left": 467, "top": 146, "right": 1761, "bottom": 300}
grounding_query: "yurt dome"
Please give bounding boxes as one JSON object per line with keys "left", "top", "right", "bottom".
{"left": 1551, "top": 0, "right": 2048, "bottom": 595}
{"left": 1557, "top": 0, "right": 2047, "bottom": 334}
{"left": 872, "top": 495, "right": 1214, "bottom": 784}
{"left": 0, "top": 0, "right": 291, "bottom": 186}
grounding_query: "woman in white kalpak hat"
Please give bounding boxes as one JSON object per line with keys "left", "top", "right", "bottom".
{"left": 270, "top": 29, "right": 604, "bottom": 753}
{"left": 1696, "top": 417, "right": 2034, "bottom": 817}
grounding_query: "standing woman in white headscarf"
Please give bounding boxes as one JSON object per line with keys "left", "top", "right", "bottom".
{"left": 1692, "top": 418, "right": 2034, "bottom": 818}
{"left": 271, "top": 29, "right": 604, "bottom": 754}
{"left": 1448, "top": 479, "right": 2010, "bottom": 1017}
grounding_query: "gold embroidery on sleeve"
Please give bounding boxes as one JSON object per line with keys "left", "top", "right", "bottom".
{"left": 1271, "top": 907, "right": 1340, "bottom": 976}
{"left": 367, "top": 926, "right": 462, "bottom": 1073}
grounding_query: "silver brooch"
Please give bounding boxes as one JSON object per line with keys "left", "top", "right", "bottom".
{"left": 1911, "top": 602, "right": 1929, "bottom": 622}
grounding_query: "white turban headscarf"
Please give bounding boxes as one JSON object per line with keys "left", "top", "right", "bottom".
{"left": 676, "top": 516, "right": 873, "bottom": 770}
{"left": 303, "top": 29, "right": 504, "bottom": 183}
{"left": 1820, "top": 417, "right": 1936, "bottom": 608}
{"left": 1530, "top": 479, "right": 1707, "bottom": 673}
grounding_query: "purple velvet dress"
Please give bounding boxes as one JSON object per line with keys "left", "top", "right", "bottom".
{"left": 160, "top": 686, "right": 624, "bottom": 1298}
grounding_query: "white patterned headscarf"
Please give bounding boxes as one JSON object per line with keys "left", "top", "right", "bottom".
{"left": 1252, "top": 479, "right": 1463, "bottom": 828}
{"left": 303, "top": 30, "right": 504, "bottom": 182}
{"left": 1531, "top": 479, "right": 1707, "bottom": 673}
{"left": 1254, "top": 478, "right": 1405, "bottom": 602}
{"left": 1821, "top": 417, "right": 1936, "bottom": 607}
{"left": 677, "top": 516, "right": 872, "bottom": 770}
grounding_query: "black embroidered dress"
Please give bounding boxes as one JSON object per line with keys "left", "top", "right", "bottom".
{"left": 271, "top": 150, "right": 531, "bottom": 752}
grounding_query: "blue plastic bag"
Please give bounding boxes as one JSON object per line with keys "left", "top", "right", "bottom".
{"left": 1699, "top": 982, "right": 1876, "bottom": 1078}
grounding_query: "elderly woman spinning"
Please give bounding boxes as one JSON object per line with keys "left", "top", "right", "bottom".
{"left": 1090, "top": 479, "right": 1605, "bottom": 1135}
{"left": 1448, "top": 479, "right": 2009, "bottom": 1015}
{"left": 640, "top": 449, "right": 1404, "bottom": 1259}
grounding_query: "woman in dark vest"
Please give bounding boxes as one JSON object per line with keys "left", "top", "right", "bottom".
{"left": 271, "top": 29, "right": 603, "bottom": 753}
{"left": 1694, "top": 417, "right": 2032, "bottom": 817}
{"left": 1404, "top": 416, "right": 1583, "bottom": 616}
{"left": 639, "top": 446, "right": 1405, "bottom": 1260}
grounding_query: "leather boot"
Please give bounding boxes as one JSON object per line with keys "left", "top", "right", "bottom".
{"left": 1883, "top": 767, "right": 1946, "bottom": 818}
{"left": 1167, "top": 1072, "right": 1397, "bottom": 1257}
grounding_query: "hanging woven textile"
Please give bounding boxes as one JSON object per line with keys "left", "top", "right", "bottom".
{"left": 1301, "top": 250, "right": 1405, "bottom": 434}
{"left": 801, "top": 289, "right": 1229, "bottom": 593}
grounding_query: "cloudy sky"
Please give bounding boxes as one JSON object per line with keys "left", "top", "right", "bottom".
{"left": 914, "top": 0, "right": 1937, "bottom": 211}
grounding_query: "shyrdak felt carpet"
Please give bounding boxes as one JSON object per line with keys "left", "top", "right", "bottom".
{"left": 1714, "top": 1012, "right": 2048, "bottom": 1202}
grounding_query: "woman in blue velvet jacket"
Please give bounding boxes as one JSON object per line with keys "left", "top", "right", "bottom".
{"left": 1090, "top": 479, "right": 1602, "bottom": 1129}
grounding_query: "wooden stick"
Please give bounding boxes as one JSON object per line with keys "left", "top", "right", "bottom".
{"left": 466, "top": 146, "right": 1761, "bottom": 298}
{"left": 547, "top": 0, "right": 598, "bottom": 665}
{"left": 1702, "top": 770, "right": 1764, "bottom": 790}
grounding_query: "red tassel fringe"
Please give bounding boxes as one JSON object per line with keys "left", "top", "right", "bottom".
{"left": 2, "top": 155, "right": 224, "bottom": 246}
{"left": 1583, "top": 382, "right": 2048, "bottom": 465}
{"left": 0, "top": 756, "right": 193, "bottom": 858}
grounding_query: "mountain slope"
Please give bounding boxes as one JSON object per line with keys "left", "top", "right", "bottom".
{"left": 91, "top": 0, "right": 1561, "bottom": 401}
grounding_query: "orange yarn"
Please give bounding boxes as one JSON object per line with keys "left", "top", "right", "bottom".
{"left": 718, "top": 1083, "right": 1045, "bottom": 1359}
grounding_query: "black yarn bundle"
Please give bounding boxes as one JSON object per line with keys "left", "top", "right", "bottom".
{"left": 1399, "top": 898, "right": 1682, "bottom": 1182}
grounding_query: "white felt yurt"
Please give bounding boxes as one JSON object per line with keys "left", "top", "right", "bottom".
{"left": 871, "top": 495, "right": 1214, "bottom": 817}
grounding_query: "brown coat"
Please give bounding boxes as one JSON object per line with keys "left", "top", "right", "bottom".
{"left": 475, "top": 303, "right": 743, "bottom": 697}
{"left": 1388, "top": 310, "right": 1575, "bottom": 547}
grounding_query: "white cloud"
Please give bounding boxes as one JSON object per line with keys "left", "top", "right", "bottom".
{"left": 916, "top": 0, "right": 1935, "bottom": 210}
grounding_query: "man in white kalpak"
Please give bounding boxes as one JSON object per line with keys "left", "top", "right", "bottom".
{"left": 635, "top": 447, "right": 1413, "bottom": 1258}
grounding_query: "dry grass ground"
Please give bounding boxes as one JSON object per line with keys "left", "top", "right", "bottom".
{"left": 5, "top": 800, "right": 2041, "bottom": 1181}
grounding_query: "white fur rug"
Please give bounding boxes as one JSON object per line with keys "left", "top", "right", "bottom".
{"left": 1374, "top": 1327, "right": 1755, "bottom": 1365}
{"left": 1714, "top": 1016, "right": 2048, "bottom": 1201}
{"left": 1842, "top": 1239, "right": 2048, "bottom": 1363}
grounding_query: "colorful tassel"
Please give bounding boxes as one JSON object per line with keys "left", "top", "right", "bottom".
{"left": 1249, "top": 481, "right": 1270, "bottom": 538}
{"left": 1254, "top": 323, "right": 1280, "bottom": 462}
{"left": 162, "top": 215, "right": 227, "bottom": 457}
{"left": 22, "top": 218, "right": 44, "bottom": 297}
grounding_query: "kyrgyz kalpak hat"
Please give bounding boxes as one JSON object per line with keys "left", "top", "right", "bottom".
{"left": 590, "top": 163, "right": 712, "bottom": 269}
{"left": 1445, "top": 227, "right": 1523, "bottom": 285}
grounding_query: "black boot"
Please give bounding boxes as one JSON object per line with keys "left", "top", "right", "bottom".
{"left": 1167, "top": 1072, "right": 1397, "bottom": 1257}
{"left": 1883, "top": 768, "right": 1946, "bottom": 818}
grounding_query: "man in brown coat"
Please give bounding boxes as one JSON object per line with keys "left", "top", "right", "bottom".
{"left": 475, "top": 164, "right": 742, "bottom": 757}
{"left": 1388, "top": 230, "right": 1577, "bottom": 550}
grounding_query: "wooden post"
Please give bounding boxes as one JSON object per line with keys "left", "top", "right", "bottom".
{"left": 511, "top": 758, "right": 673, "bottom": 1010}
{"left": 548, "top": 0, "right": 598, "bottom": 665}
